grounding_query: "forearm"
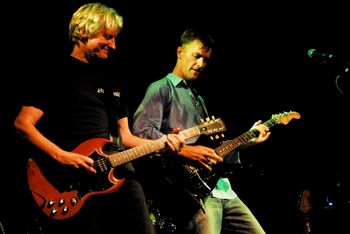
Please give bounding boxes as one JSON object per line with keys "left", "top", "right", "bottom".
{"left": 15, "top": 122, "right": 63, "bottom": 160}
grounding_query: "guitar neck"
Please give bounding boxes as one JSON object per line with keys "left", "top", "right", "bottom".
{"left": 108, "top": 126, "right": 200, "bottom": 167}
{"left": 215, "top": 118, "right": 279, "bottom": 158}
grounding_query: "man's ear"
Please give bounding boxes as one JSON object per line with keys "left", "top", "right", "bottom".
{"left": 177, "top": 46, "right": 182, "bottom": 59}
{"left": 78, "top": 29, "right": 88, "bottom": 43}
{"left": 79, "top": 35, "right": 88, "bottom": 43}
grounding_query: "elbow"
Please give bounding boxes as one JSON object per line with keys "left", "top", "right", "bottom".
{"left": 14, "top": 116, "right": 29, "bottom": 137}
{"left": 14, "top": 116, "right": 22, "bottom": 132}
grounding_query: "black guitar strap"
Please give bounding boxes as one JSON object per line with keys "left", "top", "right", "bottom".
{"left": 104, "top": 86, "right": 125, "bottom": 151}
{"left": 197, "top": 95, "right": 209, "bottom": 119}
{"left": 191, "top": 88, "right": 209, "bottom": 119}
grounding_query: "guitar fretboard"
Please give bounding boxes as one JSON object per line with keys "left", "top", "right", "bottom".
{"left": 215, "top": 118, "right": 279, "bottom": 158}
{"left": 107, "top": 126, "right": 201, "bottom": 167}
{"left": 109, "top": 139, "right": 166, "bottom": 166}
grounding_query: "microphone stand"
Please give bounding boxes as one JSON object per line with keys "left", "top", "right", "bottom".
{"left": 335, "top": 61, "right": 349, "bottom": 95}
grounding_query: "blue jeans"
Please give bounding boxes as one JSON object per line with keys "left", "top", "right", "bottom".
{"left": 185, "top": 195, "right": 265, "bottom": 234}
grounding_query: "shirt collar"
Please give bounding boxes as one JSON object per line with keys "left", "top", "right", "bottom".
{"left": 166, "top": 73, "right": 189, "bottom": 88}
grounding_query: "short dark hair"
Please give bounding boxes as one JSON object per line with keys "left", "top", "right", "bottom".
{"left": 179, "top": 28, "right": 214, "bottom": 50}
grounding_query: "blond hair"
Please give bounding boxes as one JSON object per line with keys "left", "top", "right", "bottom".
{"left": 69, "top": 2, "right": 123, "bottom": 43}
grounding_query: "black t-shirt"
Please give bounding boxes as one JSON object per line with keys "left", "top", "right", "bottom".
{"left": 24, "top": 56, "right": 128, "bottom": 151}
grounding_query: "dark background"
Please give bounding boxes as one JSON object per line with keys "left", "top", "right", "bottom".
{"left": 2, "top": 1, "right": 349, "bottom": 233}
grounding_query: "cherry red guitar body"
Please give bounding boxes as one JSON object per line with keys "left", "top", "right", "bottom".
{"left": 27, "top": 138, "right": 123, "bottom": 220}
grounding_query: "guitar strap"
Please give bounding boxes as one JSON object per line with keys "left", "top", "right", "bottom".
{"left": 191, "top": 88, "right": 209, "bottom": 119}
{"left": 104, "top": 86, "right": 125, "bottom": 151}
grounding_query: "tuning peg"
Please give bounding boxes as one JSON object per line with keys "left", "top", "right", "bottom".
{"left": 210, "top": 136, "right": 214, "bottom": 140}
{"left": 206, "top": 117, "right": 210, "bottom": 122}
{"left": 211, "top": 116, "right": 215, "bottom": 120}
{"left": 215, "top": 135, "right": 220, "bottom": 139}
{"left": 200, "top": 119, "right": 205, "bottom": 123}
{"left": 221, "top": 133, "right": 225, "bottom": 138}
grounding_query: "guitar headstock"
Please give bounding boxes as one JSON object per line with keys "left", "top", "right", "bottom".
{"left": 272, "top": 111, "right": 301, "bottom": 125}
{"left": 198, "top": 117, "right": 227, "bottom": 136}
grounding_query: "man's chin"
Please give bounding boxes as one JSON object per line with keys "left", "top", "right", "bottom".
{"left": 93, "top": 50, "right": 109, "bottom": 60}
{"left": 97, "top": 54, "right": 109, "bottom": 60}
{"left": 191, "top": 73, "right": 200, "bottom": 79}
